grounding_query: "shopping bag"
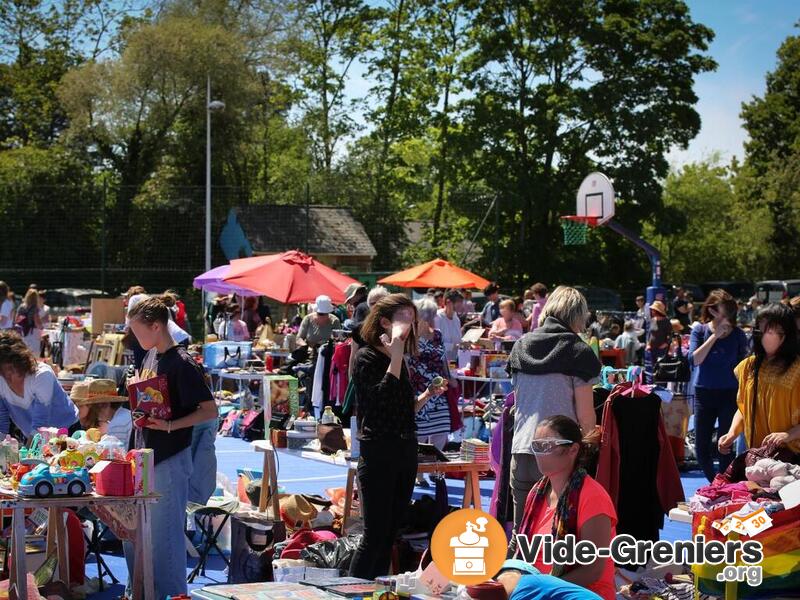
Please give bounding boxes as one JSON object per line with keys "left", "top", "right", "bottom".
{"left": 228, "top": 512, "right": 286, "bottom": 583}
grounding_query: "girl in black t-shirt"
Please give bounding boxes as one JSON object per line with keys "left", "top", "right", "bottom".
{"left": 127, "top": 296, "right": 217, "bottom": 599}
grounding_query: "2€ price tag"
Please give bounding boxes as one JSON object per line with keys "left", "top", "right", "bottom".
{"left": 738, "top": 508, "right": 773, "bottom": 537}
{"left": 727, "top": 517, "right": 749, "bottom": 536}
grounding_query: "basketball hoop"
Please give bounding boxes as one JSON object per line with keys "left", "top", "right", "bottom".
{"left": 560, "top": 215, "right": 599, "bottom": 245}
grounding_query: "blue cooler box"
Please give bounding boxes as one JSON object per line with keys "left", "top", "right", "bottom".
{"left": 203, "top": 341, "right": 253, "bottom": 368}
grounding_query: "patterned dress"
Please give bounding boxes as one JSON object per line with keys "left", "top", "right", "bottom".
{"left": 407, "top": 330, "right": 451, "bottom": 437}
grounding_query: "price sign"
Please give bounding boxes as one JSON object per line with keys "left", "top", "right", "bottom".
{"left": 728, "top": 517, "right": 749, "bottom": 536}
{"left": 738, "top": 508, "right": 773, "bottom": 537}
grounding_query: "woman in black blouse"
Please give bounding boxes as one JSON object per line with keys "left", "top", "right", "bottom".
{"left": 348, "top": 294, "right": 447, "bottom": 579}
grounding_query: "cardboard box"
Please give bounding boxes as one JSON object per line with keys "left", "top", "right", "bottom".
{"left": 263, "top": 374, "right": 299, "bottom": 420}
{"left": 128, "top": 449, "right": 155, "bottom": 496}
{"left": 482, "top": 352, "right": 509, "bottom": 379}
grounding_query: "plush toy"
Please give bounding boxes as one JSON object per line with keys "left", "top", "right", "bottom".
{"left": 745, "top": 458, "right": 800, "bottom": 490}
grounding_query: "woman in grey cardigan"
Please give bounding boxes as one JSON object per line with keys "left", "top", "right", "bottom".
{"left": 507, "top": 286, "right": 602, "bottom": 541}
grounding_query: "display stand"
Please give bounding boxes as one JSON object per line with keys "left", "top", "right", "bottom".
{"left": 0, "top": 493, "right": 158, "bottom": 600}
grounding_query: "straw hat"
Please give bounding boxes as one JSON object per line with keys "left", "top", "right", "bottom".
{"left": 650, "top": 300, "right": 667, "bottom": 316}
{"left": 279, "top": 494, "right": 318, "bottom": 529}
{"left": 70, "top": 379, "right": 127, "bottom": 406}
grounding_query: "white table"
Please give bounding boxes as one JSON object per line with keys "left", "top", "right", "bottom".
{"left": 217, "top": 370, "right": 267, "bottom": 406}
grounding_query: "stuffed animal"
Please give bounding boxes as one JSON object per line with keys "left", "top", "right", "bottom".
{"left": 745, "top": 458, "right": 800, "bottom": 490}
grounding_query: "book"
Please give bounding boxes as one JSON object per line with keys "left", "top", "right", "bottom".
{"left": 299, "top": 577, "right": 371, "bottom": 589}
{"left": 324, "top": 583, "right": 380, "bottom": 598}
{"left": 127, "top": 374, "right": 171, "bottom": 424}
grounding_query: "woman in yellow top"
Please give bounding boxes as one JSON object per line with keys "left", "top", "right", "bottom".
{"left": 719, "top": 303, "right": 800, "bottom": 455}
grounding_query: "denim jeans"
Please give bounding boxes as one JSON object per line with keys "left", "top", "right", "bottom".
{"left": 694, "top": 387, "right": 738, "bottom": 482}
{"left": 125, "top": 447, "right": 192, "bottom": 599}
{"left": 189, "top": 418, "right": 218, "bottom": 505}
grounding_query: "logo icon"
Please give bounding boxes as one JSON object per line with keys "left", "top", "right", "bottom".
{"left": 430, "top": 509, "right": 507, "bottom": 585}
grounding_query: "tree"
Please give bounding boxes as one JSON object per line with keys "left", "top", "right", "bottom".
{"left": 0, "top": 146, "right": 99, "bottom": 271}
{"left": 644, "top": 156, "right": 772, "bottom": 283}
{"left": 456, "top": 0, "right": 715, "bottom": 286}
{"left": 0, "top": 0, "right": 150, "bottom": 146}
{"left": 296, "top": 0, "right": 372, "bottom": 175}
{"left": 59, "top": 15, "right": 253, "bottom": 191}
{"left": 740, "top": 26, "right": 800, "bottom": 276}
{"left": 359, "top": 0, "right": 439, "bottom": 267}
{"left": 418, "top": 0, "right": 473, "bottom": 249}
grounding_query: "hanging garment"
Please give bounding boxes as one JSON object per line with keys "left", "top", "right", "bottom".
{"left": 488, "top": 395, "right": 516, "bottom": 531}
{"left": 311, "top": 352, "right": 326, "bottom": 412}
{"left": 329, "top": 341, "right": 352, "bottom": 406}
{"left": 596, "top": 380, "right": 684, "bottom": 552}
{"left": 311, "top": 341, "right": 334, "bottom": 413}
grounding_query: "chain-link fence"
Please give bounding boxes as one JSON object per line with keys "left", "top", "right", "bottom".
{"left": 0, "top": 181, "right": 652, "bottom": 330}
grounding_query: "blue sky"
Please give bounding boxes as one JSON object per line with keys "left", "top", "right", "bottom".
{"left": 667, "top": 1, "right": 799, "bottom": 166}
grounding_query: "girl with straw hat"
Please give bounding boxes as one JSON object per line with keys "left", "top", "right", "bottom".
{"left": 70, "top": 379, "right": 132, "bottom": 443}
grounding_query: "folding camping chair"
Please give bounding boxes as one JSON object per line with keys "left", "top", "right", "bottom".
{"left": 186, "top": 500, "right": 240, "bottom": 583}
{"left": 78, "top": 509, "right": 118, "bottom": 590}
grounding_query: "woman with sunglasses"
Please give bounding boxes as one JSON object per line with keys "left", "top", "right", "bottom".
{"left": 512, "top": 415, "right": 616, "bottom": 600}
{"left": 689, "top": 290, "right": 748, "bottom": 481}
{"left": 719, "top": 303, "right": 800, "bottom": 456}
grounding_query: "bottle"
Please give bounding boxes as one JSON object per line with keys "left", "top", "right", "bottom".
{"left": 349, "top": 415, "right": 360, "bottom": 459}
{"left": 321, "top": 406, "right": 336, "bottom": 425}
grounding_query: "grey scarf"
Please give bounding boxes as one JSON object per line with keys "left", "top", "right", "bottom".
{"left": 508, "top": 316, "right": 601, "bottom": 382}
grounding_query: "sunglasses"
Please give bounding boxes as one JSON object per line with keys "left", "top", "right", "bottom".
{"left": 531, "top": 438, "right": 574, "bottom": 454}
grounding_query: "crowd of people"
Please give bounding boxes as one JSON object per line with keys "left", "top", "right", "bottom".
{"left": 0, "top": 274, "right": 797, "bottom": 600}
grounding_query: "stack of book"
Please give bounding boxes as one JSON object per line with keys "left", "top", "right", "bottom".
{"left": 460, "top": 438, "right": 490, "bottom": 463}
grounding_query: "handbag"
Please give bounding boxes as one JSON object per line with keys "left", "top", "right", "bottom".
{"left": 228, "top": 512, "right": 286, "bottom": 583}
{"left": 317, "top": 423, "right": 347, "bottom": 455}
{"left": 654, "top": 337, "right": 690, "bottom": 382}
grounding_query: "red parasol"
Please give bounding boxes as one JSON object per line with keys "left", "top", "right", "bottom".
{"left": 222, "top": 250, "right": 359, "bottom": 304}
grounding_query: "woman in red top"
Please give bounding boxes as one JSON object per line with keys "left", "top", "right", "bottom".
{"left": 514, "top": 415, "right": 617, "bottom": 600}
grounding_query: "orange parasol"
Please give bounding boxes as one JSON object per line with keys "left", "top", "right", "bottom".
{"left": 378, "top": 258, "right": 490, "bottom": 289}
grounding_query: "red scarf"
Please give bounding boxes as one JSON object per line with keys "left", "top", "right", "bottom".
{"left": 519, "top": 468, "right": 586, "bottom": 577}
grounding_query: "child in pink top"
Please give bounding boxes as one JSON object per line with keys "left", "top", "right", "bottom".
{"left": 489, "top": 299, "right": 525, "bottom": 341}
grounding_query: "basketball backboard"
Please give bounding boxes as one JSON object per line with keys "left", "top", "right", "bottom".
{"left": 576, "top": 172, "right": 615, "bottom": 225}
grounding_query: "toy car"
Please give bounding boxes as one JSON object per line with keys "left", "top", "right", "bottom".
{"left": 10, "top": 458, "right": 48, "bottom": 485}
{"left": 18, "top": 464, "right": 92, "bottom": 498}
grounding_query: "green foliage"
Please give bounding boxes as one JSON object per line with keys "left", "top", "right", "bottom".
{"left": 644, "top": 156, "right": 772, "bottom": 283}
{"left": 9, "top": 0, "right": 784, "bottom": 300}
{"left": 0, "top": 146, "right": 100, "bottom": 269}
{"left": 740, "top": 26, "right": 800, "bottom": 277}
{"left": 456, "top": 0, "right": 715, "bottom": 286}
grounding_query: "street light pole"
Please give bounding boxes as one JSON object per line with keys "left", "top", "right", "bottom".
{"left": 204, "top": 76, "right": 225, "bottom": 337}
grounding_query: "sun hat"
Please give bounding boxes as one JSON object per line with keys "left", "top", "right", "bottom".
{"left": 314, "top": 295, "right": 334, "bottom": 315}
{"left": 279, "top": 494, "right": 319, "bottom": 530}
{"left": 70, "top": 379, "right": 127, "bottom": 406}
{"left": 650, "top": 300, "right": 667, "bottom": 316}
{"left": 344, "top": 284, "right": 367, "bottom": 305}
